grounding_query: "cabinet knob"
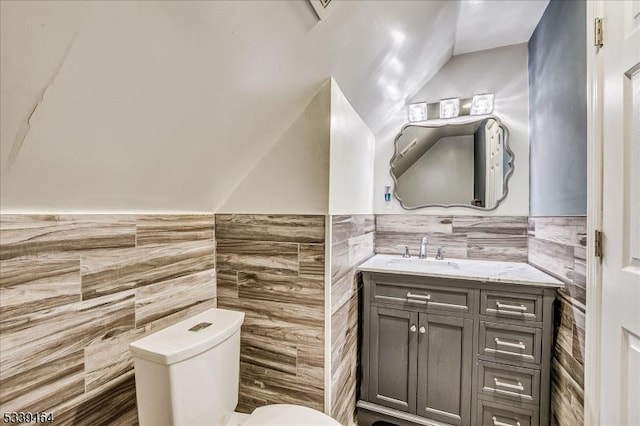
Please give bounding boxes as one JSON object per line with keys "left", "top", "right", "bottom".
{"left": 410, "top": 325, "right": 417, "bottom": 332}
{"left": 419, "top": 326, "right": 426, "bottom": 334}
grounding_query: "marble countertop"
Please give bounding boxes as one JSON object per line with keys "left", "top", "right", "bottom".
{"left": 357, "top": 254, "right": 563, "bottom": 288}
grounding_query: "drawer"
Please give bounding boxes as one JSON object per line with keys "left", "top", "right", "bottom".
{"left": 481, "top": 291, "right": 542, "bottom": 322}
{"left": 372, "top": 281, "right": 471, "bottom": 314}
{"left": 478, "top": 361, "right": 540, "bottom": 405}
{"left": 479, "top": 322, "right": 542, "bottom": 364}
{"left": 478, "top": 399, "right": 538, "bottom": 426}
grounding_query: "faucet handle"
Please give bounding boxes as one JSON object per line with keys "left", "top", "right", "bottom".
{"left": 397, "top": 245, "right": 411, "bottom": 258}
{"left": 436, "top": 246, "right": 445, "bottom": 260}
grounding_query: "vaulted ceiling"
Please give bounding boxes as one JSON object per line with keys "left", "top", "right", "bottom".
{"left": 0, "top": 0, "right": 548, "bottom": 211}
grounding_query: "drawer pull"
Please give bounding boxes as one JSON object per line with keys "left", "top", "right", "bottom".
{"left": 494, "top": 338, "right": 526, "bottom": 349}
{"left": 493, "top": 377, "right": 525, "bottom": 391}
{"left": 419, "top": 326, "right": 426, "bottom": 334}
{"left": 492, "top": 416, "right": 520, "bottom": 426}
{"left": 406, "top": 292, "right": 431, "bottom": 300}
{"left": 496, "top": 302, "right": 527, "bottom": 312}
{"left": 410, "top": 325, "right": 417, "bottom": 332}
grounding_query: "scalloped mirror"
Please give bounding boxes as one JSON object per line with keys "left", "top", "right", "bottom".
{"left": 390, "top": 116, "right": 513, "bottom": 210}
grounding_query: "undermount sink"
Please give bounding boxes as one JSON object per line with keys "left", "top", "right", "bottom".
{"left": 386, "top": 257, "right": 460, "bottom": 270}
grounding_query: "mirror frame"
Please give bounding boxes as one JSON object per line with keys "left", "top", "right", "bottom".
{"left": 389, "top": 115, "right": 514, "bottom": 211}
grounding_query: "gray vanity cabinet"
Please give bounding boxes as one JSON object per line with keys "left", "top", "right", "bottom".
{"left": 368, "top": 307, "right": 473, "bottom": 424}
{"left": 416, "top": 313, "right": 473, "bottom": 425}
{"left": 357, "top": 271, "right": 557, "bottom": 426}
{"left": 369, "top": 307, "right": 418, "bottom": 414}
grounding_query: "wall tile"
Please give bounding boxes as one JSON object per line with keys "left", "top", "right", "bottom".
{"left": 216, "top": 214, "right": 326, "bottom": 414}
{"left": 238, "top": 272, "right": 323, "bottom": 306}
{"left": 135, "top": 270, "right": 216, "bottom": 327}
{"left": 0, "top": 253, "right": 80, "bottom": 322}
{"left": 0, "top": 214, "right": 216, "bottom": 423}
{"left": 452, "top": 216, "right": 528, "bottom": 234}
{"left": 376, "top": 215, "right": 453, "bottom": 233}
{"left": 375, "top": 215, "right": 527, "bottom": 262}
{"left": 528, "top": 216, "right": 586, "bottom": 426}
{"left": 136, "top": 215, "right": 214, "bottom": 246}
{"left": 216, "top": 240, "right": 299, "bottom": 276}
{"left": 528, "top": 217, "right": 587, "bottom": 247}
{"left": 54, "top": 372, "right": 138, "bottom": 426}
{"left": 330, "top": 214, "right": 374, "bottom": 425}
{"left": 299, "top": 244, "right": 325, "bottom": 278}
{"left": 467, "top": 232, "right": 527, "bottom": 262}
{"left": 331, "top": 215, "right": 375, "bottom": 244}
{"left": 1, "top": 291, "right": 136, "bottom": 382}
{"left": 0, "top": 215, "right": 135, "bottom": 261}
{"left": 81, "top": 239, "right": 214, "bottom": 300}
{"left": 0, "top": 350, "right": 84, "bottom": 414}
{"left": 375, "top": 231, "right": 468, "bottom": 258}
{"left": 216, "top": 214, "right": 325, "bottom": 243}
{"left": 528, "top": 237, "right": 574, "bottom": 282}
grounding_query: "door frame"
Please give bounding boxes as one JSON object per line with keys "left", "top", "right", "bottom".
{"left": 584, "top": 1, "right": 604, "bottom": 425}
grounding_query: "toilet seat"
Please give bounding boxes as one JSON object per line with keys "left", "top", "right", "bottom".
{"left": 242, "top": 404, "right": 340, "bottom": 426}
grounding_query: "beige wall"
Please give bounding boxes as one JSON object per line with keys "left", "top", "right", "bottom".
{"left": 329, "top": 79, "right": 375, "bottom": 215}
{"left": 375, "top": 43, "right": 530, "bottom": 215}
{"left": 0, "top": 1, "right": 458, "bottom": 213}
{"left": 218, "top": 82, "right": 331, "bottom": 214}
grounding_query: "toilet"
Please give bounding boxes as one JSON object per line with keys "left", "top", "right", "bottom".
{"left": 129, "top": 308, "right": 339, "bottom": 426}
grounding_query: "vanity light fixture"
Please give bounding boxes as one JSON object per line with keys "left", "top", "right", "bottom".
{"left": 408, "top": 102, "right": 428, "bottom": 122}
{"left": 470, "top": 93, "right": 494, "bottom": 115}
{"left": 439, "top": 98, "right": 460, "bottom": 119}
{"left": 408, "top": 93, "right": 495, "bottom": 120}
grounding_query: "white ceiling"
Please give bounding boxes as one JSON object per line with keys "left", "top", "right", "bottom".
{"left": 454, "top": 0, "right": 550, "bottom": 55}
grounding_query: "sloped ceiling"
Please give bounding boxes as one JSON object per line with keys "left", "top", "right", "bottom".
{"left": 454, "top": 0, "right": 549, "bottom": 55}
{"left": 0, "top": 0, "right": 458, "bottom": 211}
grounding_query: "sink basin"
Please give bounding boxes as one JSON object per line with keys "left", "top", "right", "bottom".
{"left": 386, "top": 257, "right": 460, "bottom": 270}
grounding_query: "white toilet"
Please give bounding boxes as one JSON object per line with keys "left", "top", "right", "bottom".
{"left": 129, "top": 308, "right": 340, "bottom": 426}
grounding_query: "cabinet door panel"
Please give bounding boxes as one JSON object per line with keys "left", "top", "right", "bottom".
{"left": 417, "top": 314, "right": 473, "bottom": 426}
{"left": 369, "top": 307, "right": 418, "bottom": 413}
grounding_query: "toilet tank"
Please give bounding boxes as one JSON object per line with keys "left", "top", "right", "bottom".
{"left": 130, "top": 308, "right": 245, "bottom": 426}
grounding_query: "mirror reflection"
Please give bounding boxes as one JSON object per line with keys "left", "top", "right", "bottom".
{"left": 390, "top": 117, "right": 513, "bottom": 210}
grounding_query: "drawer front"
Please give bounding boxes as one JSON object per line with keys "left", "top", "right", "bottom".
{"left": 478, "top": 361, "right": 540, "bottom": 405}
{"left": 372, "top": 281, "right": 471, "bottom": 314}
{"left": 481, "top": 291, "right": 542, "bottom": 322}
{"left": 480, "top": 322, "right": 542, "bottom": 364}
{"left": 478, "top": 399, "right": 538, "bottom": 426}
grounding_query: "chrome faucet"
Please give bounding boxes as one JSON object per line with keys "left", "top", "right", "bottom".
{"left": 419, "top": 236, "right": 428, "bottom": 259}
{"left": 435, "top": 246, "right": 446, "bottom": 260}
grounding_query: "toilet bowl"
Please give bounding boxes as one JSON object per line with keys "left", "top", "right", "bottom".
{"left": 129, "top": 308, "right": 339, "bottom": 426}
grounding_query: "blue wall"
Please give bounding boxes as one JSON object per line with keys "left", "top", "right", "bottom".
{"left": 528, "top": 0, "right": 587, "bottom": 216}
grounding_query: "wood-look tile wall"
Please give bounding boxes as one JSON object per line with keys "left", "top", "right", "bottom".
{"left": 528, "top": 217, "right": 587, "bottom": 426}
{"left": 330, "top": 215, "right": 375, "bottom": 426}
{"left": 0, "top": 215, "right": 216, "bottom": 424}
{"left": 375, "top": 215, "right": 529, "bottom": 262}
{"left": 215, "top": 214, "right": 326, "bottom": 414}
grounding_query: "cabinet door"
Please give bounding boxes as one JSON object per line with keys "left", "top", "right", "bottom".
{"left": 416, "top": 314, "right": 473, "bottom": 425}
{"left": 369, "top": 306, "right": 418, "bottom": 413}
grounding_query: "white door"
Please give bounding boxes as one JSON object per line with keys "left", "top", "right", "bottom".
{"left": 484, "top": 120, "right": 503, "bottom": 207}
{"left": 600, "top": 1, "right": 640, "bottom": 425}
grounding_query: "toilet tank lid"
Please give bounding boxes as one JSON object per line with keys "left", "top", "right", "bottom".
{"left": 129, "top": 308, "right": 244, "bottom": 365}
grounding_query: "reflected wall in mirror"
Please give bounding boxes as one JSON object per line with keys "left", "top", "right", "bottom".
{"left": 390, "top": 116, "right": 513, "bottom": 210}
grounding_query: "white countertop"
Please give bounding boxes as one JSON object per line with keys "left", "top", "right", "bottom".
{"left": 357, "top": 254, "right": 563, "bottom": 288}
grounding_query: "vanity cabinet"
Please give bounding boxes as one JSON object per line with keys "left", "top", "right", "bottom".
{"left": 357, "top": 272, "right": 557, "bottom": 426}
{"left": 369, "top": 307, "right": 473, "bottom": 424}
